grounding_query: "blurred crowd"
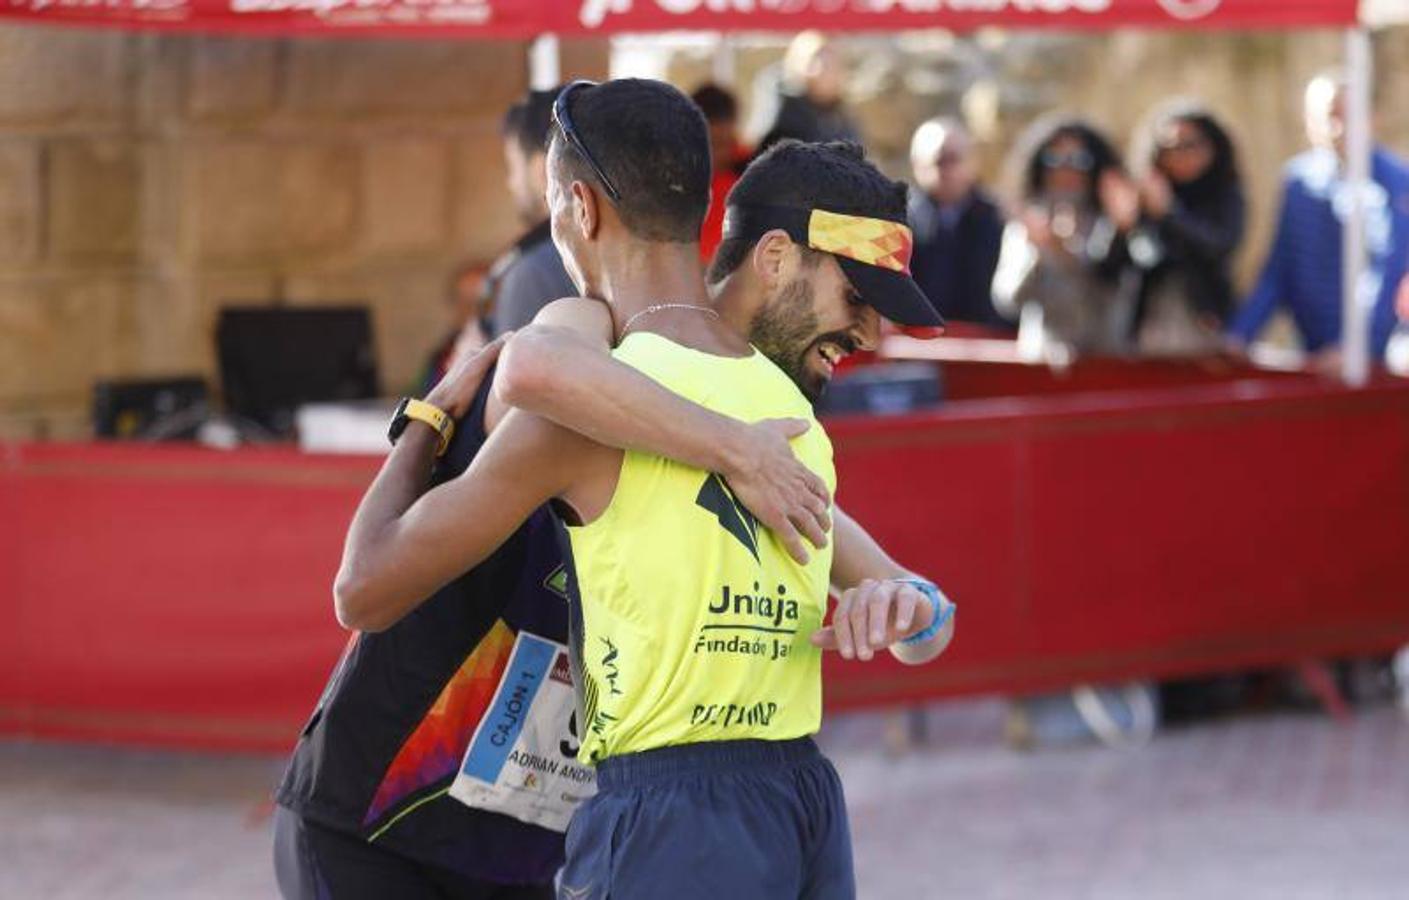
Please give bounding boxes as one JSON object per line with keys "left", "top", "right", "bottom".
{"left": 433, "top": 31, "right": 1409, "bottom": 386}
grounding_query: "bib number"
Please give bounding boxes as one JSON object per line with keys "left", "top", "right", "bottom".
{"left": 449, "top": 631, "right": 596, "bottom": 832}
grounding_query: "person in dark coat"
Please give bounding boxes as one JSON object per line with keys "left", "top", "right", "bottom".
{"left": 1125, "top": 100, "right": 1246, "bottom": 355}
{"left": 907, "top": 117, "right": 1008, "bottom": 329}
{"left": 753, "top": 31, "right": 861, "bottom": 154}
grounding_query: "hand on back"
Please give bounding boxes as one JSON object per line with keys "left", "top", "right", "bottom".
{"left": 722, "top": 418, "right": 832, "bottom": 565}
{"left": 426, "top": 333, "right": 510, "bottom": 419}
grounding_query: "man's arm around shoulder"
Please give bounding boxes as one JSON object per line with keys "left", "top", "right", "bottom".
{"left": 490, "top": 298, "right": 832, "bottom": 564}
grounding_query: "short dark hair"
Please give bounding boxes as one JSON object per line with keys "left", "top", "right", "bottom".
{"left": 502, "top": 86, "right": 563, "bottom": 157}
{"left": 691, "top": 83, "right": 739, "bottom": 123}
{"left": 707, "top": 140, "right": 907, "bottom": 284}
{"left": 549, "top": 79, "right": 711, "bottom": 244}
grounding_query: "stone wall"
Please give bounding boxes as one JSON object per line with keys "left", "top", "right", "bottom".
{"left": 0, "top": 28, "right": 608, "bottom": 439}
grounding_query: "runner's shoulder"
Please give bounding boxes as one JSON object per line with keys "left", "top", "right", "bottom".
{"left": 531, "top": 297, "right": 614, "bottom": 344}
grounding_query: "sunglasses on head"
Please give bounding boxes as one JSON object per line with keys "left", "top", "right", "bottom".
{"left": 552, "top": 80, "right": 623, "bottom": 204}
{"left": 1040, "top": 148, "right": 1094, "bottom": 171}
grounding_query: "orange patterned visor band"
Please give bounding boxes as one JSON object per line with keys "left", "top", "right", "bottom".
{"left": 804, "top": 209, "right": 914, "bottom": 275}
{"left": 721, "top": 203, "right": 942, "bottom": 327}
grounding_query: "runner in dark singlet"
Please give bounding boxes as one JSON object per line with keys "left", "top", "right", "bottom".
{"left": 274, "top": 375, "right": 571, "bottom": 899}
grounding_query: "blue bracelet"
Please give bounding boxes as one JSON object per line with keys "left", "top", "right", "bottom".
{"left": 896, "top": 578, "right": 955, "bottom": 646}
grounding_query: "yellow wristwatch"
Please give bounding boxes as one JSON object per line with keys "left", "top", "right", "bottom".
{"left": 388, "top": 397, "right": 455, "bottom": 457}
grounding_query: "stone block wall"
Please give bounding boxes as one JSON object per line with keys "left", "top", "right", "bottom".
{"left": 0, "top": 28, "right": 608, "bottom": 439}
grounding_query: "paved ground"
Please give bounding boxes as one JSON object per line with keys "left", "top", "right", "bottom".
{"left": 3, "top": 700, "right": 1407, "bottom": 899}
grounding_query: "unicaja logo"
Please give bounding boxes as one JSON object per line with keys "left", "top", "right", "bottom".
{"left": 1156, "top": 0, "right": 1222, "bottom": 20}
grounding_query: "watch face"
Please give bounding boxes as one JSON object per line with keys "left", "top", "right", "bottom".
{"left": 388, "top": 398, "right": 412, "bottom": 443}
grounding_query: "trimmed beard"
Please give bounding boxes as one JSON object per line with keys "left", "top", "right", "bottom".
{"left": 748, "top": 277, "right": 826, "bottom": 402}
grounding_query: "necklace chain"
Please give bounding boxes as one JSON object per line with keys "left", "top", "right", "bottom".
{"left": 620, "top": 302, "right": 720, "bottom": 336}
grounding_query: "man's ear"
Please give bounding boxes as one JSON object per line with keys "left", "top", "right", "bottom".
{"left": 749, "top": 229, "right": 794, "bottom": 289}
{"left": 571, "top": 180, "right": 601, "bottom": 241}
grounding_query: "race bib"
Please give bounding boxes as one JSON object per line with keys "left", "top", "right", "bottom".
{"left": 449, "top": 631, "right": 596, "bottom": 832}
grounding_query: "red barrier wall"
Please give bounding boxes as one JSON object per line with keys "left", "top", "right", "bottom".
{"left": 824, "top": 374, "right": 1409, "bottom": 706}
{"left": 3, "top": 368, "right": 1408, "bottom": 752}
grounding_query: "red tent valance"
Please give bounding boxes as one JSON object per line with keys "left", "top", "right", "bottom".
{"left": 0, "top": 0, "right": 1361, "bottom": 40}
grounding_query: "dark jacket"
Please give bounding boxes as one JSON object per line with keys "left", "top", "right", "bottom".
{"left": 490, "top": 219, "right": 575, "bottom": 337}
{"left": 756, "top": 92, "right": 861, "bottom": 155}
{"left": 907, "top": 188, "right": 1008, "bottom": 327}
{"left": 277, "top": 375, "right": 571, "bottom": 884}
{"left": 1130, "top": 175, "right": 1246, "bottom": 331}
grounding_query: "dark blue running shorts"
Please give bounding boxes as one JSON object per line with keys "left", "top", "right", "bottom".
{"left": 557, "top": 737, "right": 854, "bottom": 900}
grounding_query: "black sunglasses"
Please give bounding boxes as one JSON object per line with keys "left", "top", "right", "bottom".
{"left": 1041, "top": 149, "right": 1094, "bottom": 172}
{"left": 552, "top": 80, "right": 622, "bottom": 204}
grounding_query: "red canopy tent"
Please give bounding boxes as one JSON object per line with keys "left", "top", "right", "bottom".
{"left": 0, "top": 0, "right": 1362, "bottom": 39}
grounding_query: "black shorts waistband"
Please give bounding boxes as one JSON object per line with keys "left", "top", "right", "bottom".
{"left": 595, "top": 737, "right": 821, "bottom": 790}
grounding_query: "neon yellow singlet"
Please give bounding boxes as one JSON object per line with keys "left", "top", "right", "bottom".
{"left": 566, "top": 331, "right": 836, "bottom": 765}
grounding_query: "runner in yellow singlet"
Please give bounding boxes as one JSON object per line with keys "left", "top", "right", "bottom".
{"left": 566, "top": 328, "right": 835, "bottom": 763}
{"left": 334, "top": 82, "right": 955, "bottom": 899}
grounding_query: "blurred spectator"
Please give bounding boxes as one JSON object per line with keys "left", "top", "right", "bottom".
{"left": 488, "top": 86, "right": 576, "bottom": 338}
{"left": 1123, "top": 101, "right": 1247, "bottom": 355}
{"left": 907, "top": 117, "right": 1007, "bottom": 329}
{"left": 1228, "top": 71, "right": 1409, "bottom": 370}
{"left": 419, "top": 262, "right": 486, "bottom": 393}
{"left": 752, "top": 31, "right": 861, "bottom": 154}
{"left": 992, "top": 115, "right": 1135, "bottom": 361}
{"left": 691, "top": 83, "right": 749, "bottom": 263}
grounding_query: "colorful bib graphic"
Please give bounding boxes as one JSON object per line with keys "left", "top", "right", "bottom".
{"left": 363, "top": 620, "right": 517, "bottom": 828}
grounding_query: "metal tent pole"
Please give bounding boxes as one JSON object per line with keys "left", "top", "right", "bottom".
{"left": 712, "top": 33, "right": 737, "bottom": 87}
{"left": 1341, "top": 27, "right": 1372, "bottom": 386}
{"left": 530, "top": 34, "right": 561, "bottom": 90}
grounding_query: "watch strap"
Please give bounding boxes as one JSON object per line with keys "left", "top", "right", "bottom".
{"left": 390, "top": 397, "right": 455, "bottom": 457}
{"left": 896, "top": 578, "right": 955, "bottom": 646}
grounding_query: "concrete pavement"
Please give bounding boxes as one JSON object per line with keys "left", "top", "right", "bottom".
{"left": 3, "top": 701, "right": 1406, "bottom": 899}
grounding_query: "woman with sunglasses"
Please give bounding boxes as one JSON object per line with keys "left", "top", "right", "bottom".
{"left": 1124, "top": 100, "right": 1246, "bottom": 355}
{"left": 992, "top": 114, "right": 1138, "bottom": 362}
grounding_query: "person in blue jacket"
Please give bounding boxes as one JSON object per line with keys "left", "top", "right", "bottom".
{"left": 1228, "top": 70, "right": 1409, "bottom": 370}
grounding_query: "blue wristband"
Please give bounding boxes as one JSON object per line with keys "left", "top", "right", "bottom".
{"left": 896, "top": 578, "right": 955, "bottom": 646}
